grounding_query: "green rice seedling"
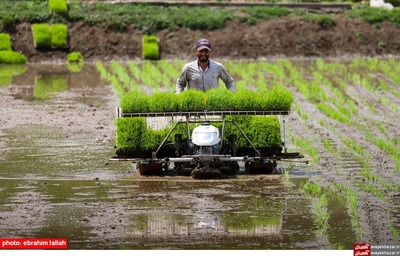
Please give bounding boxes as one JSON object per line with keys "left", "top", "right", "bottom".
{"left": 0, "top": 51, "right": 27, "bottom": 64}
{"left": 360, "top": 183, "right": 386, "bottom": 202}
{"left": 67, "top": 52, "right": 83, "bottom": 63}
{"left": 379, "top": 96, "right": 398, "bottom": 113}
{"left": 32, "top": 24, "right": 51, "bottom": 48}
{"left": 96, "top": 62, "right": 108, "bottom": 80}
{"left": 293, "top": 103, "right": 308, "bottom": 120}
{"left": 67, "top": 53, "right": 84, "bottom": 72}
{"left": 223, "top": 116, "right": 281, "bottom": 149}
{"left": 233, "top": 89, "right": 262, "bottom": 111}
{"left": 176, "top": 89, "right": 205, "bottom": 112}
{"left": 49, "top": 0, "right": 67, "bottom": 14}
{"left": 50, "top": 24, "right": 68, "bottom": 48}
{"left": 148, "top": 92, "right": 178, "bottom": 112}
{"left": 260, "top": 86, "right": 294, "bottom": 111}
{"left": 120, "top": 91, "right": 151, "bottom": 113}
{"left": 115, "top": 118, "right": 148, "bottom": 156}
{"left": 334, "top": 243, "right": 346, "bottom": 250}
{"left": 293, "top": 136, "right": 319, "bottom": 163}
{"left": 313, "top": 194, "right": 331, "bottom": 233}
{"left": 0, "top": 33, "right": 12, "bottom": 51}
{"left": 142, "top": 35, "right": 159, "bottom": 60}
{"left": 303, "top": 181, "right": 322, "bottom": 197}
{"left": 359, "top": 169, "right": 379, "bottom": 183}
{"left": 248, "top": 116, "right": 281, "bottom": 148}
{"left": 141, "top": 61, "right": 163, "bottom": 91}
{"left": 343, "top": 187, "right": 364, "bottom": 240}
{"left": 128, "top": 61, "right": 141, "bottom": 81}
{"left": 205, "top": 87, "right": 235, "bottom": 111}
{"left": 317, "top": 103, "right": 352, "bottom": 125}
{"left": 389, "top": 224, "right": 399, "bottom": 241}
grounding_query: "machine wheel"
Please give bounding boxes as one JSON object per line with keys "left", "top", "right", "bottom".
{"left": 138, "top": 162, "right": 163, "bottom": 175}
{"left": 191, "top": 166, "right": 222, "bottom": 179}
{"left": 246, "top": 161, "right": 276, "bottom": 174}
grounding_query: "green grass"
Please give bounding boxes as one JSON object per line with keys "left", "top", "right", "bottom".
{"left": 2, "top": 2, "right": 400, "bottom": 33}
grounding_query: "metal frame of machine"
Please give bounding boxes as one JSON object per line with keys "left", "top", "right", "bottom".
{"left": 112, "top": 108, "right": 303, "bottom": 179}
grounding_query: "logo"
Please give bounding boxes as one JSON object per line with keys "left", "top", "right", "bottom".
{"left": 354, "top": 244, "right": 370, "bottom": 256}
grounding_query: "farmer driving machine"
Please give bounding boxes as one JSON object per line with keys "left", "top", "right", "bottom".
{"left": 112, "top": 88, "right": 303, "bottom": 179}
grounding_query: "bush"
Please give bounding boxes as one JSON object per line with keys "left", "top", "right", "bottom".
{"left": 142, "top": 35, "right": 159, "bottom": 60}
{"left": 0, "top": 33, "right": 12, "bottom": 51}
{"left": 49, "top": 0, "right": 68, "bottom": 14}
{"left": 50, "top": 24, "right": 68, "bottom": 48}
{"left": 0, "top": 51, "right": 27, "bottom": 64}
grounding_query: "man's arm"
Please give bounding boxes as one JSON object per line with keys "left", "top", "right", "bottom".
{"left": 219, "top": 65, "right": 235, "bottom": 93}
{"left": 175, "top": 67, "right": 188, "bottom": 94}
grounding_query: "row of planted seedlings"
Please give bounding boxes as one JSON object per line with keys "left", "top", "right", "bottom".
{"left": 252, "top": 57, "right": 398, "bottom": 243}
{"left": 282, "top": 57, "right": 400, "bottom": 242}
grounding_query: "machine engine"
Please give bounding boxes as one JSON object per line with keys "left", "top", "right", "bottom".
{"left": 191, "top": 122, "right": 220, "bottom": 155}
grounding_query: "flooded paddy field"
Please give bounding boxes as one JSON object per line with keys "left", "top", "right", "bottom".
{"left": 0, "top": 60, "right": 399, "bottom": 250}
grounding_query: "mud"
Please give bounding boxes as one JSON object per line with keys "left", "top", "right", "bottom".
{"left": 9, "top": 15, "right": 400, "bottom": 62}
{"left": 0, "top": 60, "right": 399, "bottom": 249}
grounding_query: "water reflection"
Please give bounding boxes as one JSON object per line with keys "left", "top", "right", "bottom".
{"left": 1, "top": 63, "right": 107, "bottom": 100}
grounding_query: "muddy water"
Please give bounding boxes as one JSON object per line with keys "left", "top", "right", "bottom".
{"left": 0, "top": 63, "right": 356, "bottom": 249}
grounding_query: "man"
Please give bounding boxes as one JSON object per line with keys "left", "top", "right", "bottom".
{"left": 175, "top": 38, "right": 235, "bottom": 93}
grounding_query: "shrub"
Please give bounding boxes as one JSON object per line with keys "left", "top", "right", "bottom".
{"left": 142, "top": 35, "right": 159, "bottom": 60}
{"left": 50, "top": 24, "right": 68, "bottom": 48}
{"left": 67, "top": 51, "right": 83, "bottom": 63}
{"left": 32, "top": 24, "right": 51, "bottom": 48}
{"left": 49, "top": 0, "right": 68, "bottom": 14}
{"left": 0, "top": 51, "right": 27, "bottom": 64}
{"left": 0, "top": 33, "right": 12, "bottom": 51}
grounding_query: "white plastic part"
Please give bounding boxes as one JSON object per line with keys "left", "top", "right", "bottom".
{"left": 192, "top": 123, "right": 220, "bottom": 146}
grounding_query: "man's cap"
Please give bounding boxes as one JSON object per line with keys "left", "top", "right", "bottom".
{"left": 196, "top": 38, "right": 211, "bottom": 51}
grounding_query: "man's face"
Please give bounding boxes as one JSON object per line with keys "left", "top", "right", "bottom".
{"left": 196, "top": 49, "right": 211, "bottom": 63}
